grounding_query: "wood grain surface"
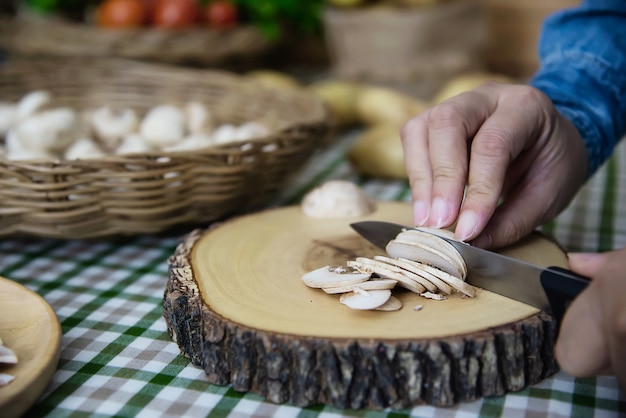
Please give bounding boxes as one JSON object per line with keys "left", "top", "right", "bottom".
{"left": 0, "top": 276, "right": 61, "bottom": 418}
{"left": 164, "top": 201, "right": 566, "bottom": 409}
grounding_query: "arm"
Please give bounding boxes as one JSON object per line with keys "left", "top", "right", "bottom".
{"left": 401, "top": 0, "right": 626, "bottom": 248}
{"left": 530, "top": 0, "right": 626, "bottom": 176}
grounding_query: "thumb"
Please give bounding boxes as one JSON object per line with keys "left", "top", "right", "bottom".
{"left": 567, "top": 252, "right": 605, "bottom": 276}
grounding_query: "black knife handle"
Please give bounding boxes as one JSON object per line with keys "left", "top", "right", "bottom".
{"left": 540, "top": 266, "right": 591, "bottom": 327}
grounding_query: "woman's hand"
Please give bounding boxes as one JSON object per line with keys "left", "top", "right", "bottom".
{"left": 558, "top": 250, "right": 626, "bottom": 390}
{"left": 401, "top": 82, "right": 588, "bottom": 248}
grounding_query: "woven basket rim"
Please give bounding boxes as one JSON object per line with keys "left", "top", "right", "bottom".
{"left": 0, "top": 57, "right": 330, "bottom": 238}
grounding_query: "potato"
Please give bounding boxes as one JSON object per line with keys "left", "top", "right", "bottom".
{"left": 246, "top": 70, "right": 303, "bottom": 91}
{"left": 309, "top": 80, "right": 363, "bottom": 128}
{"left": 348, "top": 124, "right": 407, "bottom": 179}
{"left": 432, "top": 72, "right": 515, "bottom": 104}
{"left": 355, "top": 86, "right": 427, "bottom": 128}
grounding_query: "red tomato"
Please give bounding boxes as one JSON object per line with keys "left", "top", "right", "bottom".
{"left": 205, "top": 0, "right": 238, "bottom": 29}
{"left": 140, "top": 0, "right": 156, "bottom": 23}
{"left": 152, "top": 0, "right": 200, "bottom": 28}
{"left": 97, "top": 0, "right": 147, "bottom": 28}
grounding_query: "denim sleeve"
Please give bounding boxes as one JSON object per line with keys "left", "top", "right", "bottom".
{"left": 529, "top": 0, "right": 626, "bottom": 177}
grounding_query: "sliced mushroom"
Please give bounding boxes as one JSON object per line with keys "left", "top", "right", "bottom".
{"left": 301, "top": 265, "right": 371, "bottom": 289}
{"left": 0, "top": 373, "right": 15, "bottom": 387}
{"left": 395, "top": 229, "right": 467, "bottom": 278}
{"left": 339, "top": 289, "right": 392, "bottom": 310}
{"left": 372, "top": 255, "right": 440, "bottom": 293}
{"left": 348, "top": 258, "right": 427, "bottom": 294}
{"left": 0, "top": 344, "right": 17, "bottom": 364}
{"left": 376, "top": 295, "right": 403, "bottom": 311}
{"left": 386, "top": 239, "right": 464, "bottom": 280}
{"left": 374, "top": 256, "right": 453, "bottom": 295}
{"left": 402, "top": 259, "right": 476, "bottom": 297}
{"left": 321, "top": 278, "right": 397, "bottom": 294}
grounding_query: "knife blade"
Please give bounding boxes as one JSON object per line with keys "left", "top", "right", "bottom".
{"left": 350, "top": 220, "right": 591, "bottom": 323}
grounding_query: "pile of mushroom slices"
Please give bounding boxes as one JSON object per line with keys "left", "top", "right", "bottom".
{"left": 302, "top": 227, "right": 476, "bottom": 311}
{"left": 0, "top": 337, "right": 18, "bottom": 387}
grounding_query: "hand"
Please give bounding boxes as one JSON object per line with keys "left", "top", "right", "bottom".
{"left": 558, "top": 250, "right": 626, "bottom": 390}
{"left": 400, "top": 82, "right": 588, "bottom": 248}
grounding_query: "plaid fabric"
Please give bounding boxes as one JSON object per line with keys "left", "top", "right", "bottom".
{"left": 2, "top": 130, "right": 625, "bottom": 418}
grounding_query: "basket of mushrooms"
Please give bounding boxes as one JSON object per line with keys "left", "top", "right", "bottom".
{"left": 0, "top": 57, "right": 329, "bottom": 239}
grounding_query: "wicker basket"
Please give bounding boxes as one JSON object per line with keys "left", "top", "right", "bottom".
{"left": 0, "top": 58, "right": 329, "bottom": 239}
{"left": 322, "top": 0, "right": 486, "bottom": 98}
{"left": 0, "top": 14, "right": 274, "bottom": 65}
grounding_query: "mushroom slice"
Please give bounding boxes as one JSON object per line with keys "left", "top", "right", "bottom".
{"left": 386, "top": 239, "right": 465, "bottom": 280}
{"left": 0, "top": 344, "right": 17, "bottom": 364}
{"left": 376, "top": 295, "right": 403, "bottom": 311}
{"left": 400, "top": 258, "right": 476, "bottom": 297}
{"left": 339, "top": 289, "right": 392, "bottom": 310}
{"left": 301, "top": 265, "right": 371, "bottom": 289}
{"left": 0, "top": 373, "right": 15, "bottom": 387}
{"left": 421, "top": 291, "right": 447, "bottom": 301}
{"left": 394, "top": 230, "right": 467, "bottom": 278}
{"left": 379, "top": 256, "right": 453, "bottom": 295}
{"left": 348, "top": 258, "right": 427, "bottom": 294}
{"left": 372, "top": 255, "right": 446, "bottom": 294}
{"left": 321, "top": 278, "right": 397, "bottom": 294}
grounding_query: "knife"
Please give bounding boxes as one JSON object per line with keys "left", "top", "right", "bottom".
{"left": 350, "top": 220, "right": 591, "bottom": 325}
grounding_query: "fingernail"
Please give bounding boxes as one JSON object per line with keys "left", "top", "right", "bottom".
{"left": 455, "top": 210, "right": 478, "bottom": 242}
{"left": 413, "top": 201, "right": 429, "bottom": 226}
{"left": 430, "top": 197, "right": 451, "bottom": 228}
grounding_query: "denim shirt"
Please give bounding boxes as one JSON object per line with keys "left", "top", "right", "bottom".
{"left": 529, "top": 0, "right": 626, "bottom": 177}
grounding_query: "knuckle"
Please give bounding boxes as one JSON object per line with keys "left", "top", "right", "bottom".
{"left": 474, "top": 128, "right": 514, "bottom": 160}
{"left": 400, "top": 116, "right": 422, "bottom": 143}
{"left": 427, "top": 101, "right": 464, "bottom": 129}
{"left": 433, "top": 162, "right": 464, "bottom": 183}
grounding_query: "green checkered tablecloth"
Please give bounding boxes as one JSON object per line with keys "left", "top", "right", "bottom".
{"left": 2, "top": 130, "right": 626, "bottom": 417}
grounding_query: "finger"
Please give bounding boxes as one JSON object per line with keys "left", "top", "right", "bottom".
{"left": 556, "top": 283, "right": 610, "bottom": 377}
{"left": 401, "top": 114, "right": 433, "bottom": 226}
{"left": 425, "top": 92, "right": 493, "bottom": 229}
{"left": 567, "top": 252, "right": 605, "bottom": 275}
{"left": 457, "top": 89, "right": 547, "bottom": 244}
{"left": 560, "top": 250, "right": 626, "bottom": 384}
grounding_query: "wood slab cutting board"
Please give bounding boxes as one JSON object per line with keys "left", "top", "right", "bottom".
{"left": 164, "top": 201, "right": 565, "bottom": 409}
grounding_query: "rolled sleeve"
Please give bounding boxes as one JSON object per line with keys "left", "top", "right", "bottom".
{"left": 530, "top": 0, "right": 626, "bottom": 176}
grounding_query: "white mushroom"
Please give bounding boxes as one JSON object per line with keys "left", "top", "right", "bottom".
{"left": 321, "top": 278, "right": 397, "bottom": 294}
{"left": 16, "top": 90, "right": 51, "bottom": 120}
{"left": 386, "top": 239, "right": 465, "bottom": 280}
{"left": 90, "top": 106, "right": 138, "bottom": 150}
{"left": 301, "top": 265, "right": 371, "bottom": 289}
{"left": 64, "top": 137, "right": 105, "bottom": 160}
{"left": 185, "top": 102, "right": 214, "bottom": 134}
{"left": 233, "top": 122, "right": 270, "bottom": 142}
{"left": 396, "top": 229, "right": 467, "bottom": 278}
{"left": 116, "top": 134, "right": 153, "bottom": 155}
{"left": 376, "top": 295, "right": 403, "bottom": 311}
{"left": 5, "top": 129, "right": 56, "bottom": 160}
{"left": 0, "top": 344, "right": 17, "bottom": 364}
{"left": 339, "top": 289, "right": 392, "bottom": 310}
{"left": 212, "top": 124, "right": 238, "bottom": 144}
{"left": 301, "top": 180, "right": 376, "bottom": 218}
{"left": 139, "top": 105, "right": 186, "bottom": 148}
{"left": 0, "top": 373, "right": 15, "bottom": 387}
{"left": 163, "top": 133, "right": 214, "bottom": 152}
{"left": 13, "top": 107, "right": 78, "bottom": 152}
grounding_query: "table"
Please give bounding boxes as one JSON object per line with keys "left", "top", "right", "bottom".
{"left": 3, "top": 130, "right": 626, "bottom": 418}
